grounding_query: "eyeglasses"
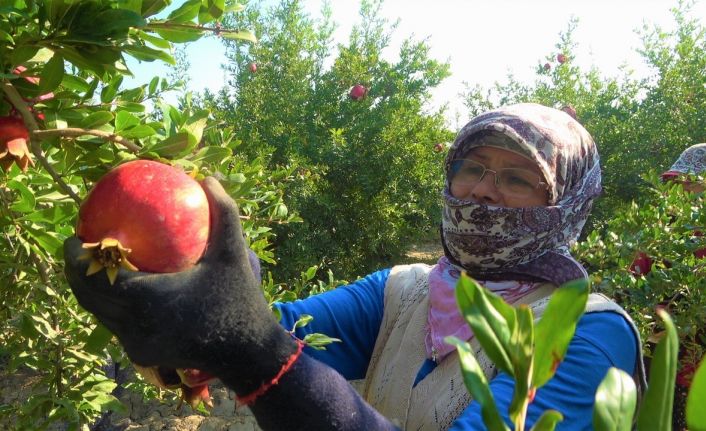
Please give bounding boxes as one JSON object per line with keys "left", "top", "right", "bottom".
{"left": 448, "top": 158, "right": 548, "bottom": 197}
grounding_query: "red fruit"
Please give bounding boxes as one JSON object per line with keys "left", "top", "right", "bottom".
{"left": 77, "top": 160, "right": 210, "bottom": 282}
{"left": 0, "top": 116, "right": 34, "bottom": 172}
{"left": 433, "top": 143, "right": 444, "bottom": 153}
{"left": 543, "top": 63, "right": 551, "bottom": 71}
{"left": 557, "top": 53, "right": 567, "bottom": 64}
{"left": 629, "top": 252, "right": 652, "bottom": 276}
{"left": 349, "top": 84, "right": 368, "bottom": 101}
{"left": 249, "top": 62, "right": 257, "bottom": 73}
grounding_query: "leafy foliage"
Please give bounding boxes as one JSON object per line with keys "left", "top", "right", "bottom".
{"left": 448, "top": 275, "right": 589, "bottom": 431}
{"left": 460, "top": 2, "right": 706, "bottom": 234}
{"left": 202, "top": 0, "right": 453, "bottom": 280}
{"left": 574, "top": 175, "right": 706, "bottom": 374}
{"left": 0, "top": 0, "right": 299, "bottom": 428}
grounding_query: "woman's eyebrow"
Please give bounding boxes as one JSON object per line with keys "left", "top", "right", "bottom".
{"left": 471, "top": 151, "right": 539, "bottom": 171}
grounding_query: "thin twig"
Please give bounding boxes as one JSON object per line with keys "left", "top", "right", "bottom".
{"left": 32, "top": 128, "right": 142, "bottom": 153}
{"left": 1, "top": 82, "right": 82, "bottom": 205}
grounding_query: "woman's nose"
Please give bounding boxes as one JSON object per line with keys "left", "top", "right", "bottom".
{"left": 471, "top": 171, "right": 503, "bottom": 205}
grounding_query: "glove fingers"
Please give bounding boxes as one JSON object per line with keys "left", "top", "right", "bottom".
{"left": 200, "top": 177, "right": 252, "bottom": 271}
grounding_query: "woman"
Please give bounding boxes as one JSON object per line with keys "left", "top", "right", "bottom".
{"left": 63, "top": 103, "right": 644, "bottom": 430}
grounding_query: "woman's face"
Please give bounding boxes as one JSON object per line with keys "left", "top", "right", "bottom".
{"left": 449, "top": 146, "right": 550, "bottom": 208}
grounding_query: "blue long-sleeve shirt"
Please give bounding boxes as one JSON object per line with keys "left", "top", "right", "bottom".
{"left": 275, "top": 268, "right": 638, "bottom": 430}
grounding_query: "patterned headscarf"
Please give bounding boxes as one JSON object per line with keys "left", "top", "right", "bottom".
{"left": 662, "top": 143, "right": 706, "bottom": 181}
{"left": 440, "top": 103, "right": 601, "bottom": 285}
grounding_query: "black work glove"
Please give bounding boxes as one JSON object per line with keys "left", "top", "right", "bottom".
{"left": 64, "top": 177, "right": 298, "bottom": 395}
{"left": 65, "top": 177, "right": 398, "bottom": 430}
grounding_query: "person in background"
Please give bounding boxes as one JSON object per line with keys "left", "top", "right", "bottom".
{"left": 629, "top": 142, "right": 706, "bottom": 407}
{"left": 63, "top": 103, "right": 644, "bottom": 431}
{"left": 631, "top": 143, "right": 706, "bottom": 275}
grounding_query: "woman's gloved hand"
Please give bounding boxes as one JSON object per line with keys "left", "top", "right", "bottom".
{"left": 64, "top": 177, "right": 298, "bottom": 396}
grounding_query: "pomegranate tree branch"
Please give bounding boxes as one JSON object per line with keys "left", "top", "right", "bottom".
{"left": 1, "top": 82, "right": 82, "bottom": 205}
{"left": 145, "top": 22, "right": 253, "bottom": 39}
{"left": 145, "top": 22, "right": 223, "bottom": 33}
{"left": 32, "top": 128, "right": 142, "bottom": 153}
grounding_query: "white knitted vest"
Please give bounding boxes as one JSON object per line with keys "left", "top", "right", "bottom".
{"left": 359, "top": 264, "right": 645, "bottom": 430}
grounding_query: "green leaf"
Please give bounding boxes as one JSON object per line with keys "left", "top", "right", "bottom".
{"left": 219, "top": 29, "right": 257, "bottom": 43}
{"left": 636, "top": 309, "right": 678, "bottom": 430}
{"left": 24, "top": 225, "right": 64, "bottom": 256}
{"left": 686, "top": 359, "right": 706, "bottom": 430}
{"left": 225, "top": 2, "right": 245, "bottom": 13}
{"left": 84, "top": 323, "right": 114, "bottom": 355}
{"left": 7, "top": 179, "right": 36, "bottom": 213}
{"left": 138, "top": 31, "right": 172, "bottom": 49}
{"left": 533, "top": 279, "right": 589, "bottom": 387}
{"left": 508, "top": 306, "right": 534, "bottom": 425}
{"left": 593, "top": 368, "right": 636, "bottom": 431}
{"left": 293, "top": 314, "right": 313, "bottom": 329}
{"left": 166, "top": 0, "right": 201, "bottom": 22}
{"left": 148, "top": 132, "right": 191, "bottom": 156}
{"left": 115, "top": 111, "right": 140, "bottom": 132}
{"left": 529, "top": 410, "right": 563, "bottom": 431}
{"left": 121, "top": 125, "right": 157, "bottom": 139}
{"left": 198, "top": 0, "right": 225, "bottom": 23}
{"left": 148, "top": 76, "right": 160, "bottom": 94}
{"left": 62, "top": 74, "right": 89, "bottom": 92}
{"left": 30, "top": 314, "right": 59, "bottom": 342}
{"left": 100, "top": 75, "right": 123, "bottom": 104}
{"left": 153, "top": 26, "right": 205, "bottom": 43}
{"left": 39, "top": 53, "right": 64, "bottom": 94}
{"left": 93, "top": 8, "right": 147, "bottom": 36}
{"left": 79, "top": 111, "right": 114, "bottom": 129}
{"left": 191, "top": 145, "right": 232, "bottom": 163}
{"left": 0, "top": 29, "right": 14, "bottom": 43}
{"left": 182, "top": 110, "right": 209, "bottom": 145}
{"left": 19, "top": 205, "right": 74, "bottom": 224}
{"left": 141, "top": 0, "right": 171, "bottom": 17}
{"left": 446, "top": 336, "right": 510, "bottom": 431}
{"left": 302, "top": 333, "right": 341, "bottom": 350}
{"left": 11, "top": 45, "right": 39, "bottom": 66}
{"left": 124, "top": 44, "right": 175, "bottom": 64}
{"left": 455, "top": 274, "right": 515, "bottom": 375}
{"left": 304, "top": 265, "right": 317, "bottom": 280}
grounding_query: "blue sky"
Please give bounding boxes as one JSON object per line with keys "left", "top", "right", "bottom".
{"left": 127, "top": 0, "right": 706, "bottom": 127}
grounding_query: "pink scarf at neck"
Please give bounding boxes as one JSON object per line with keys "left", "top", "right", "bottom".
{"left": 425, "top": 256, "right": 542, "bottom": 362}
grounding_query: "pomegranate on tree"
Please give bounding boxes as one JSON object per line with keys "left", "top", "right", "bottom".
{"left": 248, "top": 62, "right": 257, "bottom": 73}
{"left": 76, "top": 159, "right": 214, "bottom": 408}
{"left": 0, "top": 116, "right": 34, "bottom": 172}
{"left": 556, "top": 53, "right": 567, "bottom": 64}
{"left": 433, "top": 143, "right": 445, "bottom": 153}
{"left": 349, "top": 84, "right": 368, "bottom": 101}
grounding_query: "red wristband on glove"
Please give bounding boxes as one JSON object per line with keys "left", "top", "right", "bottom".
{"left": 235, "top": 339, "right": 305, "bottom": 407}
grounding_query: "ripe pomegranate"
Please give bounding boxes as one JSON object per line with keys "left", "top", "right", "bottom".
{"left": 433, "top": 143, "right": 445, "bottom": 153}
{"left": 77, "top": 159, "right": 210, "bottom": 283}
{"left": 249, "top": 62, "right": 257, "bottom": 73}
{"left": 0, "top": 116, "right": 34, "bottom": 172}
{"left": 543, "top": 63, "right": 551, "bottom": 72}
{"left": 349, "top": 84, "right": 368, "bottom": 101}
{"left": 557, "top": 53, "right": 567, "bottom": 64}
